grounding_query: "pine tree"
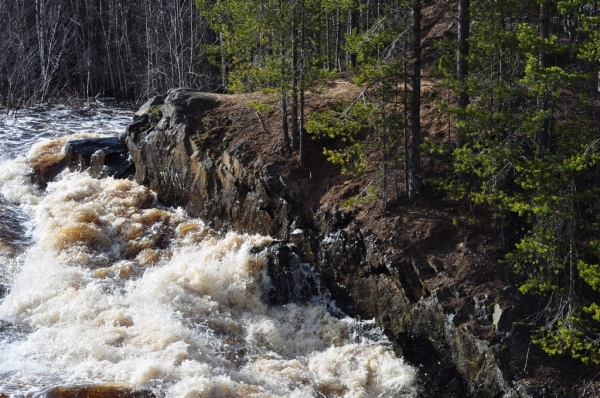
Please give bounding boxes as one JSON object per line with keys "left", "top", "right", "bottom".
{"left": 306, "top": 0, "right": 416, "bottom": 208}
{"left": 197, "top": 0, "right": 331, "bottom": 156}
{"left": 441, "top": 0, "right": 600, "bottom": 364}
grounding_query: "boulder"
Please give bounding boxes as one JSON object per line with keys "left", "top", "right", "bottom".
{"left": 65, "top": 137, "right": 134, "bottom": 179}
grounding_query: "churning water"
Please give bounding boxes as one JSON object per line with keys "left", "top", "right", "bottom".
{"left": 0, "top": 106, "right": 416, "bottom": 397}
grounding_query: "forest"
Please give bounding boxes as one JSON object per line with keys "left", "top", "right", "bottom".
{"left": 0, "top": 0, "right": 216, "bottom": 104}
{"left": 2, "top": 0, "right": 600, "bottom": 366}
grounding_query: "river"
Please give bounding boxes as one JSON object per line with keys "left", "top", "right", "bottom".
{"left": 0, "top": 106, "right": 416, "bottom": 397}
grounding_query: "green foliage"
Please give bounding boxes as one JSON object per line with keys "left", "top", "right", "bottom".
{"left": 147, "top": 106, "right": 163, "bottom": 125}
{"left": 197, "top": 0, "right": 333, "bottom": 95}
{"left": 435, "top": 0, "right": 600, "bottom": 364}
{"left": 531, "top": 313, "right": 600, "bottom": 364}
{"left": 198, "top": 0, "right": 600, "bottom": 364}
{"left": 246, "top": 100, "right": 276, "bottom": 113}
{"left": 197, "top": 0, "right": 286, "bottom": 92}
{"left": 306, "top": 101, "right": 374, "bottom": 175}
{"left": 579, "top": 260, "right": 600, "bottom": 292}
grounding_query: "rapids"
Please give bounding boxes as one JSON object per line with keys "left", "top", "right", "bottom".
{"left": 0, "top": 106, "right": 416, "bottom": 397}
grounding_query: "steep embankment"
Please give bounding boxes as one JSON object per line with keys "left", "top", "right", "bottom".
{"left": 120, "top": 87, "right": 542, "bottom": 397}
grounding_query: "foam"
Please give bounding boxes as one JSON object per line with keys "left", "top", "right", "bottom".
{"left": 0, "top": 118, "right": 417, "bottom": 397}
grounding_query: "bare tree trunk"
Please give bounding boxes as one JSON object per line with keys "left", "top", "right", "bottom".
{"left": 597, "top": 65, "right": 600, "bottom": 137}
{"left": 403, "top": 13, "right": 409, "bottom": 195}
{"left": 457, "top": 0, "right": 470, "bottom": 147}
{"left": 0, "top": 0, "right": 215, "bottom": 104}
{"left": 408, "top": 0, "right": 421, "bottom": 201}
{"left": 279, "top": 0, "right": 291, "bottom": 151}
{"left": 35, "top": 0, "right": 46, "bottom": 97}
{"left": 144, "top": 0, "right": 153, "bottom": 97}
{"left": 291, "top": 1, "right": 299, "bottom": 151}
{"left": 349, "top": 6, "right": 359, "bottom": 68}
{"left": 0, "top": 1, "right": 37, "bottom": 105}
{"left": 35, "top": 0, "right": 73, "bottom": 101}
{"left": 326, "top": 13, "right": 331, "bottom": 69}
{"left": 299, "top": 0, "right": 307, "bottom": 167}
{"left": 335, "top": 7, "right": 341, "bottom": 70}
{"left": 382, "top": 123, "right": 388, "bottom": 211}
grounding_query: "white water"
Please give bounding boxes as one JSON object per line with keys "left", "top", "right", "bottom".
{"left": 0, "top": 106, "right": 416, "bottom": 397}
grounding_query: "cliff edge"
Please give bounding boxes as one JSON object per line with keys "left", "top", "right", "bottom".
{"left": 120, "top": 87, "right": 591, "bottom": 397}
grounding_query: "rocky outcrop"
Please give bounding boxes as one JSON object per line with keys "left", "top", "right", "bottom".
{"left": 122, "top": 88, "right": 531, "bottom": 397}
{"left": 64, "top": 137, "right": 134, "bottom": 179}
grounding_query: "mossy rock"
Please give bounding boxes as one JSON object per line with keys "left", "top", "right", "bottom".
{"left": 147, "top": 105, "right": 162, "bottom": 127}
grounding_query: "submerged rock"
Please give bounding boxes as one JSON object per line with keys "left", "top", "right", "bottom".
{"left": 45, "top": 384, "right": 154, "bottom": 398}
{"left": 30, "top": 157, "right": 67, "bottom": 189}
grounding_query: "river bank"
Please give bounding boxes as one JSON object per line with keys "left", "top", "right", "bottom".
{"left": 115, "top": 87, "right": 598, "bottom": 397}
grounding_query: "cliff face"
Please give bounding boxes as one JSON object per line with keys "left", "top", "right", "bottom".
{"left": 121, "top": 88, "right": 545, "bottom": 397}
{"left": 111, "top": 89, "right": 600, "bottom": 397}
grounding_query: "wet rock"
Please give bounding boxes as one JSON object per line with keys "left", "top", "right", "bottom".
{"left": 413, "top": 258, "right": 438, "bottom": 279}
{"left": 331, "top": 209, "right": 353, "bottom": 227}
{"left": 435, "top": 286, "right": 456, "bottom": 302}
{"left": 45, "top": 384, "right": 155, "bottom": 398}
{"left": 94, "top": 97, "right": 118, "bottom": 106}
{"left": 30, "top": 157, "right": 67, "bottom": 189}
{"left": 260, "top": 242, "right": 324, "bottom": 305}
{"left": 396, "top": 333, "right": 471, "bottom": 398}
{"left": 124, "top": 114, "right": 149, "bottom": 138}
{"left": 453, "top": 303, "right": 478, "bottom": 326}
{"left": 429, "top": 257, "right": 445, "bottom": 272}
{"left": 65, "top": 137, "right": 134, "bottom": 179}
{"left": 390, "top": 259, "right": 424, "bottom": 302}
{"left": 124, "top": 95, "right": 165, "bottom": 140}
